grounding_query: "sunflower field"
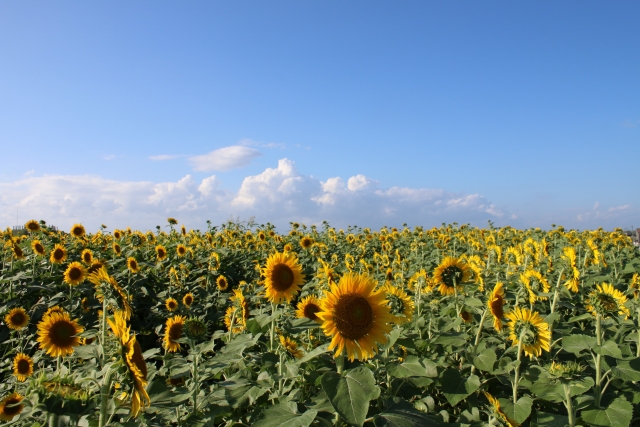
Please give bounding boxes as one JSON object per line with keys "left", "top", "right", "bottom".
{"left": 1, "top": 219, "right": 640, "bottom": 427}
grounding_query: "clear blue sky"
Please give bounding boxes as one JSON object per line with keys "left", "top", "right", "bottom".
{"left": 1, "top": 2, "right": 639, "bottom": 231}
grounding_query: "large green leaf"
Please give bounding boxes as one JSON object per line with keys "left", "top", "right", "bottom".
{"left": 531, "top": 411, "right": 569, "bottom": 427}
{"left": 562, "top": 334, "right": 596, "bottom": 354}
{"left": 581, "top": 396, "right": 633, "bottom": 427}
{"left": 373, "top": 398, "right": 439, "bottom": 427}
{"left": 593, "top": 341, "right": 623, "bottom": 359}
{"left": 440, "top": 369, "right": 480, "bottom": 406}
{"left": 473, "top": 348, "right": 496, "bottom": 373}
{"left": 321, "top": 367, "right": 379, "bottom": 427}
{"left": 501, "top": 396, "right": 533, "bottom": 425}
{"left": 387, "top": 356, "right": 438, "bottom": 378}
{"left": 295, "top": 343, "right": 330, "bottom": 365}
{"left": 253, "top": 402, "right": 318, "bottom": 427}
{"left": 612, "top": 357, "right": 640, "bottom": 381}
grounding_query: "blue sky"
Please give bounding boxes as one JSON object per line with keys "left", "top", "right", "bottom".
{"left": 1, "top": 1, "right": 639, "bottom": 232}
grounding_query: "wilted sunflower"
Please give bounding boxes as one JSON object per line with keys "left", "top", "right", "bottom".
{"left": 5, "top": 307, "right": 30, "bottom": 330}
{"left": 0, "top": 393, "right": 24, "bottom": 421}
{"left": 79, "top": 249, "right": 93, "bottom": 265}
{"left": 317, "top": 273, "right": 393, "bottom": 361}
{"left": 182, "top": 293, "right": 194, "bottom": 308}
{"left": 300, "top": 236, "right": 314, "bottom": 249}
{"left": 520, "top": 270, "right": 550, "bottom": 304}
{"left": 261, "top": 252, "right": 305, "bottom": 303}
{"left": 385, "top": 284, "right": 414, "bottom": 324}
{"left": 586, "top": 283, "right": 630, "bottom": 319}
{"left": 25, "top": 219, "right": 41, "bottom": 232}
{"left": 155, "top": 245, "right": 167, "bottom": 261}
{"left": 488, "top": 282, "right": 505, "bottom": 331}
{"left": 127, "top": 257, "right": 140, "bottom": 274}
{"left": 13, "top": 353, "right": 33, "bottom": 382}
{"left": 164, "top": 315, "right": 185, "bottom": 353}
{"left": 295, "top": 296, "right": 322, "bottom": 323}
{"left": 433, "top": 257, "right": 471, "bottom": 296}
{"left": 37, "top": 312, "right": 84, "bottom": 357}
{"left": 31, "top": 240, "right": 46, "bottom": 256}
{"left": 279, "top": 335, "right": 303, "bottom": 358}
{"left": 484, "top": 392, "right": 519, "bottom": 427}
{"left": 505, "top": 307, "right": 550, "bottom": 358}
{"left": 216, "top": 275, "right": 229, "bottom": 291}
{"left": 176, "top": 244, "right": 187, "bottom": 257}
{"left": 107, "top": 311, "right": 150, "bottom": 417}
{"left": 63, "top": 262, "right": 87, "bottom": 286}
{"left": 165, "top": 298, "right": 178, "bottom": 312}
{"left": 70, "top": 223, "right": 86, "bottom": 238}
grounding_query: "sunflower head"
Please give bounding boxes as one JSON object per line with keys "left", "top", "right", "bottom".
{"left": 164, "top": 315, "right": 186, "bottom": 353}
{"left": 50, "top": 244, "right": 67, "bottom": 264}
{"left": 64, "top": 262, "right": 87, "bottom": 286}
{"left": 182, "top": 293, "right": 194, "bottom": 308}
{"left": 505, "top": 307, "right": 550, "bottom": 358}
{"left": 5, "top": 307, "right": 30, "bottom": 330}
{"left": 547, "top": 361, "right": 585, "bottom": 383}
{"left": 13, "top": 353, "right": 34, "bottom": 382}
{"left": 484, "top": 392, "right": 519, "bottom": 427}
{"left": 295, "top": 296, "right": 322, "bottom": 323}
{"left": 488, "top": 282, "right": 505, "bottom": 331}
{"left": 11, "top": 244, "right": 25, "bottom": 259}
{"left": 279, "top": 335, "right": 303, "bottom": 358}
{"left": 261, "top": 252, "right": 305, "bottom": 303}
{"left": 586, "top": 283, "right": 630, "bottom": 319}
{"left": 36, "top": 312, "right": 84, "bottom": 357}
{"left": 165, "top": 298, "right": 178, "bottom": 312}
{"left": 433, "top": 257, "right": 471, "bottom": 295}
{"left": 113, "top": 243, "right": 121, "bottom": 255}
{"left": 0, "top": 393, "right": 24, "bottom": 421}
{"left": 385, "top": 284, "right": 414, "bottom": 324}
{"left": 300, "top": 236, "right": 314, "bottom": 249}
{"left": 184, "top": 317, "right": 208, "bottom": 340}
{"left": 70, "top": 224, "right": 86, "bottom": 238}
{"left": 80, "top": 249, "right": 93, "bottom": 265}
{"left": 25, "top": 219, "right": 41, "bottom": 232}
{"left": 31, "top": 240, "right": 46, "bottom": 256}
{"left": 156, "top": 245, "right": 167, "bottom": 261}
{"left": 216, "top": 275, "right": 229, "bottom": 291}
{"left": 127, "top": 257, "right": 140, "bottom": 274}
{"left": 35, "top": 376, "right": 90, "bottom": 416}
{"left": 167, "top": 217, "right": 178, "bottom": 225}
{"left": 460, "top": 310, "right": 473, "bottom": 323}
{"left": 176, "top": 244, "right": 187, "bottom": 257}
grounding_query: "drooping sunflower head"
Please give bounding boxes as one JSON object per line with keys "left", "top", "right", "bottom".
{"left": 31, "top": 240, "right": 46, "bottom": 256}
{"left": 586, "top": 283, "right": 630, "bottom": 319}
{"left": 50, "top": 244, "right": 67, "bottom": 264}
{"left": 0, "top": 393, "right": 24, "bottom": 422}
{"left": 13, "top": 353, "right": 34, "bottom": 382}
{"left": 25, "top": 219, "right": 41, "bottom": 232}
{"left": 483, "top": 392, "right": 519, "bottom": 427}
{"left": 261, "top": 252, "right": 305, "bottom": 303}
{"left": 64, "top": 262, "right": 87, "bottom": 286}
{"left": 216, "top": 275, "right": 229, "bottom": 291}
{"left": 127, "top": 257, "right": 140, "bottom": 274}
{"left": 164, "top": 315, "right": 185, "bottom": 353}
{"left": 295, "top": 296, "right": 322, "bottom": 323}
{"left": 35, "top": 376, "right": 90, "bottom": 416}
{"left": 184, "top": 317, "right": 208, "bottom": 340}
{"left": 70, "top": 224, "right": 86, "bottom": 238}
{"left": 279, "top": 335, "right": 303, "bottom": 358}
{"left": 505, "top": 307, "right": 550, "bottom": 358}
{"left": 88, "top": 267, "right": 132, "bottom": 319}
{"left": 165, "top": 298, "right": 178, "bottom": 312}
{"left": 547, "top": 360, "right": 585, "bottom": 383}
{"left": 433, "top": 257, "right": 471, "bottom": 295}
{"left": 36, "top": 312, "right": 84, "bottom": 357}
{"left": 182, "top": 293, "right": 194, "bottom": 308}
{"left": 167, "top": 217, "right": 178, "bottom": 225}
{"left": 176, "top": 244, "right": 187, "bottom": 257}
{"left": 317, "top": 273, "right": 393, "bottom": 361}
{"left": 155, "top": 245, "right": 167, "bottom": 261}
{"left": 384, "top": 284, "right": 414, "bottom": 324}
{"left": 488, "top": 282, "right": 505, "bottom": 331}
{"left": 5, "top": 307, "right": 30, "bottom": 331}
{"left": 80, "top": 249, "right": 93, "bottom": 265}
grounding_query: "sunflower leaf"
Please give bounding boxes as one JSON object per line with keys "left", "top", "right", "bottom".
{"left": 581, "top": 396, "right": 633, "bottom": 427}
{"left": 561, "top": 334, "right": 596, "bottom": 354}
{"left": 321, "top": 366, "right": 379, "bottom": 427}
{"left": 387, "top": 356, "right": 438, "bottom": 378}
{"left": 612, "top": 357, "right": 640, "bottom": 381}
{"left": 440, "top": 369, "right": 480, "bottom": 406}
{"left": 253, "top": 402, "right": 318, "bottom": 427}
{"left": 593, "top": 341, "right": 623, "bottom": 358}
{"left": 501, "top": 396, "right": 533, "bottom": 425}
{"left": 473, "top": 348, "right": 496, "bottom": 373}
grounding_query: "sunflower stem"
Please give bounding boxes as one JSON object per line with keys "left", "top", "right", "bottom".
{"left": 636, "top": 308, "right": 640, "bottom": 357}
{"left": 512, "top": 330, "right": 525, "bottom": 404}
{"left": 100, "top": 297, "right": 108, "bottom": 367}
{"left": 191, "top": 345, "right": 199, "bottom": 417}
{"left": 563, "top": 382, "right": 575, "bottom": 427}
{"left": 270, "top": 303, "right": 277, "bottom": 352}
{"left": 48, "top": 413, "right": 59, "bottom": 427}
{"left": 594, "top": 314, "right": 603, "bottom": 406}
{"left": 98, "top": 366, "right": 113, "bottom": 427}
{"left": 336, "top": 352, "right": 345, "bottom": 375}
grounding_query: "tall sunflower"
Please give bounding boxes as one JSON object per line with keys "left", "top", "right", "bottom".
{"left": 12, "top": 244, "right": 25, "bottom": 260}
{"left": 488, "top": 282, "right": 505, "bottom": 331}
{"left": 70, "top": 224, "right": 86, "bottom": 238}
{"left": 182, "top": 293, "right": 194, "bottom": 308}
{"left": 88, "top": 267, "right": 132, "bottom": 319}
{"left": 176, "top": 244, "right": 187, "bottom": 257}
{"left": 316, "top": 273, "right": 393, "bottom": 361}
{"left": 107, "top": 311, "right": 150, "bottom": 417}
{"left": 261, "top": 252, "right": 305, "bottom": 303}
{"left": 25, "top": 219, "right": 41, "bottom": 232}
{"left": 295, "top": 296, "right": 322, "bottom": 323}
{"left": 5, "top": 307, "right": 30, "bottom": 330}
{"left": 0, "top": 393, "right": 24, "bottom": 421}
{"left": 37, "top": 312, "right": 84, "bottom": 357}
{"left": 384, "top": 284, "right": 414, "bottom": 324}
{"left": 519, "top": 270, "right": 550, "bottom": 304}
{"left": 31, "top": 240, "right": 46, "bottom": 256}
{"left": 433, "top": 257, "right": 471, "bottom": 296}
{"left": 50, "top": 244, "right": 67, "bottom": 264}
{"left": 505, "top": 307, "right": 550, "bottom": 358}
{"left": 300, "top": 236, "right": 314, "bottom": 249}
{"left": 164, "top": 315, "right": 185, "bottom": 353}
{"left": 586, "top": 283, "right": 630, "bottom": 319}
{"left": 165, "top": 298, "right": 178, "bottom": 312}
{"left": 63, "top": 262, "right": 87, "bottom": 286}
{"left": 13, "top": 353, "right": 33, "bottom": 382}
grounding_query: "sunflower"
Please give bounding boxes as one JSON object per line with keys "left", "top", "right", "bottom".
{"left": 385, "top": 284, "right": 414, "bottom": 324}
{"left": 300, "top": 236, "right": 314, "bottom": 249}
{"left": 316, "top": 273, "right": 393, "bottom": 361}
{"left": 25, "top": 219, "right": 41, "bottom": 232}
{"left": 13, "top": 353, "right": 33, "bottom": 382}
{"left": 63, "top": 262, "right": 87, "bottom": 286}
{"left": 87, "top": 260, "right": 107, "bottom": 275}
{"left": 279, "top": 335, "right": 303, "bottom": 358}
{"left": 484, "top": 392, "right": 519, "bottom": 427}
{"left": 460, "top": 310, "right": 473, "bottom": 323}
{"left": 0, "top": 393, "right": 24, "bottom": 421}
{"left": 433, "top": 257, "right": 471, "bottom": 296}
{"left": 216, "top": 275, "right": 229, "bottom": 291}
{"left": 113, "top": 230, "right": 122, "bottom": 240}
{"left": 167, "top": 217, "right": 178, "bottom": 225}
{"left": 295, "top": 296, "right": 322, "bottom": 323}
{"left": 113, "top": 243, "right": 122, "bottom": 255}
{"left": 11, "top": 244, "right": 25, "bottom": 259}
{"left": 127, "top": 257, "right": 140, "bottom": 274}
{"left": 176, "top": 244, "right": 187, "bottom": 257}
{"left": 520, "top": 269, "right": 550, "bottom": 304}
{"left": 229, "top": 289, "right": 250, "bottom": 327}
{"left": 107, "top": 311, "right": 149, "bottom": 417}
{"left": 564, "top": 267, "right": 580, "bottom": 293}
{"left": 155, "top": 245, "right": 167, "bottom": 261}
{"left": 180, "top": 225, "right": 186, "bottom": 236}
{"left": 224, "top": 307, "right": 244, "bottom": 334}
{"left": 164, "top": 315, "right": 185, "bottom": 353}
{"left": 80, "top": 249, "right": 93, "bottom": 265}
{"left": 37, "top": 312, "right": 84, "bottom": 357}
{"left": 70, "top": 223, "right": 86, "bottom": 238}
{"left": 44, "top": 305, "right": 67, "bottom": 318}
{"left": 586, "top": 283, "right": 630, "bottom": 319}
{"left": 49, "top": 244, "right": 67, "bottom": 264}
{"left": 488, "top": 282, "right": 505, "bottom": 331}
{"left": 165, "top": 298, "right": 178, "bottom": 312}
{"left": 182, "top": 293, "right": 194, "bottom": 308}
{"left": 88, "top": 267, "right": 132, "bottom": 319}
{"left": 261, "top": 252, "right": 305, "bottom": 303}
{"left": 505, "top": 307, "right": 550, "bottom": 358}
{"left": 5, "top": 308, "right": 29, "bottom": 330}
{"left": 31, "top": 240, "right": 46, "bottom": 256}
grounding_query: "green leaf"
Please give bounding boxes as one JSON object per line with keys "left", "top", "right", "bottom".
{"left": 593, "top": 340, "right": 623, "bottom": 359}
{"left": 531, "top": 411, "right": 569, "bottom": 427}
{"left": 440, "top": 369, "right": 480, "bottom": 406}
{"left": 473, "top": 348, "right": 496, "bottom": 373}
{"left": 253, "top": 402, "right": 318, "bottom": 427}
{"left": 373, "top": 398, "right": 439, "bottom": 427}
{"left": 501, "top": 396, "right": 533, "bottom": 425}
{"left": 581, "top": 396, "right": 633, "bottom": 427}
{"left": 285, "top": 317, "right": 320, "bottom": 334}
{"left": 321, "top": 366, "right": 379, "bottom": 427}
{"left": 295, "top": 343, "right": 330, "bottom": 365}
{"left": 612, "top": 357, "right": 640, "bottom": 381}
{"left": 387, "top": 356, "right": 438, "bottom": 378}
{"left": 561, "top": 334, "right": 596, "bottom": 354}
{"left": 567, "top": 313, "right": 593, "bottom": 323}
{"left": 527, "top": 378, "right": 564, "bottom": 402}
{"left": 434, "top": 333, "right": 468, "bottom": 347}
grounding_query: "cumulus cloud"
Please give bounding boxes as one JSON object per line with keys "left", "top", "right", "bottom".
{"left": 189, "top": 146, "right": 263, "bottom": 172}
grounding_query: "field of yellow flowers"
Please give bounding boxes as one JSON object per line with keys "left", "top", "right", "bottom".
{"left": 1, "top": 218, "right": 640, "bottom": 427}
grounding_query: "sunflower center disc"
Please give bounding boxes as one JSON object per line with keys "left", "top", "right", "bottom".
{"left": 271, "top": 264, "right": 294, "bottom": 291}
{"left": 53, "top": 249, "right": 64, "bottom": 260}
{"left": 304, "top": 303, "right": 320, "bottom": 321}
{"left": 442, "top": 266, "right": 463, "bottom": 288}
{"left": 11, "top": 313, "right": 25, "bottom": 326}
{"left": 129, "top": 341, "right": 148, "bottom": 378}
{"left": 169, "top": 324, "right": 183, "bottom": 340}
{"left": 17, "top": 359, "right": 30, "bottom": 374}
{"left": 490, "top": 296, "right": 504, "bottom": 319}
{"left": 3, "top": 398, "right": 22, "bottom": 416}
{"left": 334, "top": 294, "right": 373, "bottom": 340}
{"left": 69, "top": 268, "right": 82, "bottom": 281}
{"left": 51, "top": 321, "right": 76, "bottom": 346}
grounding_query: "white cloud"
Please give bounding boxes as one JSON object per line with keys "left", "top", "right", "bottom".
{"left": 238, "top": 138, "right": 286, "bottom": 149}
{"left": 149, "top": 154, "right": 184, "bottom": 161}
{"left": 189, "top": 146, "right": 263, "bottom": 172}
